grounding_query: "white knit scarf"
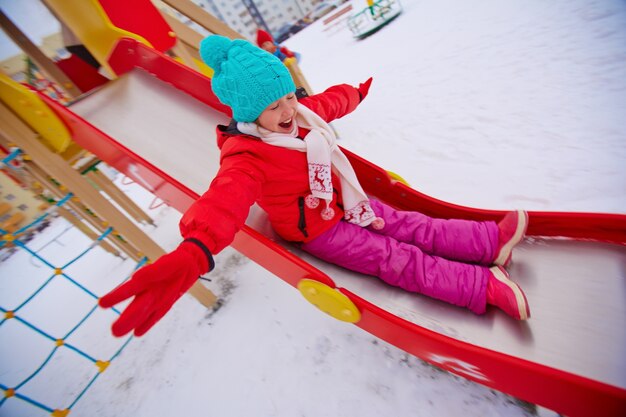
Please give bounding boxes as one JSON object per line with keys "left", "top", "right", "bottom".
{"left": 237, "top": 103, "right": 376, "bottom": 227}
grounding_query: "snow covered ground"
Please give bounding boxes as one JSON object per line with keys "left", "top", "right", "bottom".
{"left": 1, "top": 0, "right": 625, "bottom": 416}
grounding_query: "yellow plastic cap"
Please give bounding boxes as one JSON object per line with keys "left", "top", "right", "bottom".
{"left": 297, "top": 279, "right": 361, "bottom": 323}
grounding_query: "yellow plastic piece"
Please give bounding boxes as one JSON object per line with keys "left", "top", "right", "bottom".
{"left": 4, "top": 388, "right": 15, "bottom": 398}
{"left": 0, "top": 72, "right": 72, "bottom": 153}
{"left": 51, "top": 409, "right": 70, "bottom": 417}
{"left": 387, "top": 170, "right": 410, "bottom": 186}
{"left": 59, "top": 142, "right": 84, "bottom": 162}
{"left": 193, "top": 58, "right": 214, "bottom": 78}
{"left": 95, "top": 360, "right": 110, "bottom": 373}
{"left": 54, "top": 268, "right": 63, "bottom": 275}
{"left": 4, "top": 311, "right": 15, "bottom": 319}
{"left": 55, "top": 339, "right": 65, "bottom": 347}
{"left": 2, "top": 234, "right": 15, "bottom": 242}
{"left": 44, "top": 0, "right": 154, "bottom": 77}
{"left": 173, "top": 57, "right": 214, "bottom": 78}
{"left": 297, "top": 279, "right": 361, "bottom": 323}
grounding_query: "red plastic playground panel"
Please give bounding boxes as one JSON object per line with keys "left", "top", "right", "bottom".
{"left": 99, "top": 0, "right": 176, "bottom": 53}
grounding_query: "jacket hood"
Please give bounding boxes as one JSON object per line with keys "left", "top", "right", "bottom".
{"left": 216, "top": 120, "right": 250, "bottom": 149}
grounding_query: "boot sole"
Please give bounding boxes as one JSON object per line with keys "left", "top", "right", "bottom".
{"left": 494, "top": 210, "right": 528, "bottom": 266}
{"left": 491, "top": 266, "right": 530, "bottom": 320}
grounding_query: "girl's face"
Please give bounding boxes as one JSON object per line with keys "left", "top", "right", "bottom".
{"left": 256, "top": 93, "right": 298, "bottom": 133}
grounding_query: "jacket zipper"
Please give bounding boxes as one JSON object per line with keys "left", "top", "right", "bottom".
{"left": 298, "top": 196, "right": 308, "bottom": 238}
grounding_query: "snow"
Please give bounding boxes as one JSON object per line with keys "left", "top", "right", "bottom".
{"left": 1, "top": 0, "right": 625, "bottom": 416}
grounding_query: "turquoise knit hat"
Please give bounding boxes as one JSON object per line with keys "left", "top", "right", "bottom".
{"left": 199, "top": 35, "right": 296, "bottom": 122}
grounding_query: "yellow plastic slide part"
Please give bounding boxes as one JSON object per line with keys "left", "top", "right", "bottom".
{"left": 387, "top": 170, "right": 410, "bottom": 186}
{"left": 44, "top": 0, "right": 154, "bottom": 77}
{"left": 297, "top": 279, "right": 361, "bottom": 323}
{"left": 193, "top": 58, "right": 214, "bottom": 78}
{"left": 0, "top": 71, "right": 72, "bottom": 153}
{"left": 171, "top": 56, "right": 214, "bottom": 78}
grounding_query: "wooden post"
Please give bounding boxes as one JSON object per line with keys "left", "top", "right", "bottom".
{"left": 160, "top": 0, "right": 245, "bottom": 40}
{"left": 161, "top": 13, "right": 203, "bottom": 60}
{"left": 170, "top": 40, "right": 201, "bottom": 71}
{"left": 57, "top": 206, "right": 122, "bottom": 258}
{"left": 85, "top": 168, "right": 155, "bottom": 225}
{"left": 0, "top": 102, "right": 218, "bottom": 308}
{"left": 285, "top": 59, "right": 313, "bottom": 95}
{"left": 25, "top": 170, "right": 123, "bottom": 258}
{"left": 0, "top": 9, "right": 81, "bottom": 98}
{"left": 25, "top": 162, "right": 144, "bottom": 262}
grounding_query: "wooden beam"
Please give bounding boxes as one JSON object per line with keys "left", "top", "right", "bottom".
{"left": 21, "top": 164, "right": 123, "bottom": 258}
{"left": 0, "top": 9, "right": 81, "bottom": 98}
{"left": 160, "top": 0, "right": 244, "bottom": 40}
{"left": 86, "top": 169, "right": 155, "bottom": 225}
{"left": 170, "top": 40, "right": 201, "bottom": 71}
{"left": 285, "top": 59, "right": 313, "bottom": 95}
{"left": 25, "top": 162, "right": 144, "bottom": 262}
{"left": 161, "top": 12, "right": 203, "bottom": 52}
{"left": 57, "top": 206, "right": 122, "bottom": 258}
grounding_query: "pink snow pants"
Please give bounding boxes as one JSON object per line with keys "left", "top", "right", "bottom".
{"left": 301, "top": 199, "right": 499, "bottom": 314}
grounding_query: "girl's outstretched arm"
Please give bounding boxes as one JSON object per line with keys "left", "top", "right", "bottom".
{"left": 100, "top": 154, "right": 265, "bottom": 337}
{"left": 179, "top": 152, "right": 266, "bottom": 255}
{"left": 300, "top": 77, "right": 373, "bottom": 123}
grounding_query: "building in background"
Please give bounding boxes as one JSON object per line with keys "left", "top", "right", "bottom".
{"left": 191, "top": 0, "right": 323, "bottom": 40}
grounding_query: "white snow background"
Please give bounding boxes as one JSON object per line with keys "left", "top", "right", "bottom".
{"left": 1, "top": 0, "right": 625, "bottom": 416}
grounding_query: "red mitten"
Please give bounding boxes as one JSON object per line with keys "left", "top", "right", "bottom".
{"left": 99, "top": 239, "right": 214, "bottom": 337}
{"left": 357, "top": 77, "right": 373, "bottom": 102}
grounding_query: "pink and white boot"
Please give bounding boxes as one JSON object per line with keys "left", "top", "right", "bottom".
{"left": 494, "top": 210, "right": 529, "bottom": 267}
{"left": 486, "top": 266, "right": 530, "bottom": 320}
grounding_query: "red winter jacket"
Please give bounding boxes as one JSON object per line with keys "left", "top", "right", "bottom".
{"left": 180, "top": 84, "right": 362, "bottom": 255}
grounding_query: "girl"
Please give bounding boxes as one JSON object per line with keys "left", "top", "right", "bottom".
{"left": 99, "top": 35, "right": 530, "bottom": 337}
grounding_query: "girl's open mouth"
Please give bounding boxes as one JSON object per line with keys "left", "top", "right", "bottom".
{"left": 278, "top": 118, "right": 293, "bottom": 129}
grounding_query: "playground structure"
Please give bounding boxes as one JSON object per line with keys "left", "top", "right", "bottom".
{"left": 0, "top": 1, "right": 625, "bottom": 416}
{"left": 348, "top": 0, "right": 403, "bottom": 39}
{"left": 0, "top": 204, "right": 139, "bottom": 416}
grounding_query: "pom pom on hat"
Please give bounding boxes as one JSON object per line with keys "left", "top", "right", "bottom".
{"left": 256, "top": 29, "right": 274, "bottom": 46}
{"left": 371, "top": 217, "right": 385, "bottom": 230}
{"left": 199, "top": 35, "right": 296, "bottom": 123}
{"left": 199, "top": 35, "right": 231, "bottom": 72}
